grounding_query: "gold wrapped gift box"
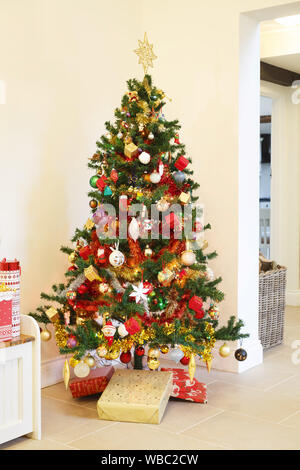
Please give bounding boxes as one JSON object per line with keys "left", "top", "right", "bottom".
{"left": 97, "top": 369, "right": 173, "bottom": 424}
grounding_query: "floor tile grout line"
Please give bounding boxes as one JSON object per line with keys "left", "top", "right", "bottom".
{"left": 65, "top": 422, "right": 120, "bottom": 445}
{"left": 45, "top": 437, "right": 78, "bottom": 450}
{"left": 277, "top": 409, "right": 300, "bottom": 425}
{"left": 176, "top": 409, "right": 225, "bottom": 434}
{"left": 263, "top": 374, "right": 298, "bottom": 392}
{"left": 42, "top": 394, "right": 102, "bottom": 412}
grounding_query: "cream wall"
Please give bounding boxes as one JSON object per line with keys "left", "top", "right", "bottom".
{"left": 1, "top": 0, "right": 300, "bottom": 383}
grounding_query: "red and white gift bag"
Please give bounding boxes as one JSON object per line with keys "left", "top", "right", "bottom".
{"left": 0, "top": 259, "right": 21, "bottom": 338}
{"left": 70, "top": 366, "right": 114, "bottom": 398}
{"left": 0, "top": 285, "right": 13, "bottom": 341}
{"left": 161, "top": 368, "right": 207, "bottom": 403}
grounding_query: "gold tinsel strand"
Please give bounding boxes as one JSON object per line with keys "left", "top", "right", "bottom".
{"left": 55, "top": 321, "right": 68, "bottom": 348}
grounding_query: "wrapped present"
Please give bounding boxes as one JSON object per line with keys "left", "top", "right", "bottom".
{"left": 124, "top": 142, "right": 139, "bottom": 159}
{"left": 0, "top": 284, "right": 13, "bottom": 342}
{"left": 174, "top": 155, "right": 189, "bottom": 171}
{"left": 97, "top": 369, "right": 173, "bottom": 424}
{"left": 161, "top": 368, "right": 207, "bottom": 403}
{"left": 0, "top": 259, "right": 20, "bottom": 338}
{"left": 188, "top": 295, "right": 205, "bottom": 319}
{"left": 70, "top": 366, "right": 114, "bottom": 398}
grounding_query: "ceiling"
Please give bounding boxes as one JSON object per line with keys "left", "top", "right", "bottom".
{"left": 262, "top": 53, "right": 300, "bottom": 74}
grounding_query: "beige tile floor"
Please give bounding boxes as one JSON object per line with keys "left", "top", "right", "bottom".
{"left": 2, "top": 306, "right": 300, "bottom": 450}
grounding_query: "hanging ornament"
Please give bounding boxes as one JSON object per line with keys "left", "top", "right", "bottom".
{"left": 99, "top": 282, "right": 109, "bottom": 294}
{"left": 148, "top": 347, "right": 160, "bottom": 359}
{"left": 118, "top": 323, "right": 128, "bottom": 338}
{"left": 120, "top": 351, "right": 132, "bottom": 364}
{"left": 69, "top": 357, "right": 80, "bottom": 368}
{"left": 174, "top": 155, "right": 189, "bottom": 171}
{"left": 188, "top": 296, "right": 205, "bottom": 319}
{"left": 160, "top": 345, "right": 169, "bottom": 354}
{"left": 41, "top": 327, "right": 52, "bottom": 342}
{"left": 128, "top": 217, "right": 140, "bottom": 241}
{"left": 181, "top": 250, "right": 196, "bottom": 266}
{"left": 173, "top": 171, "right": 186, "bottom": 184}
{"left": 97, "top": 246, "right": 106, "bottom": 264}
{"left": 117, "top": 131, "right": 123, "bottom": 139}
{"left": 102, "top": 321, "right": 116, "bottom": 346}
{"left": 67, "top": 334, "right": 77, "bottom": 348}
{"left": 63, "top": 359, "right": 70, "bottom": 390}
{"left": 180, "top": 356, "right": 190, "bottom": 366}
{"left": 150, "top": 171, "right": 161, "bottom": 184}
{"left": 97, "top": 346, "right": 108, "bottom": 358}
{"left": 74, "top": 361, "right": 90, "bottom": 378}
{"left": 174, "top": 133, "right": 181, "bottom": 144}
{"left": 156, "top": 197, "right": 170, "bottom": 212}
{"left": 68, "top": 252, "right": 77, "bottom": 264}
{"left": 206, "top": 358, "right": 212, "bottom": 373}
{"left": 77, "top": 284, "right": 88, "bottom": 295}
{"left": 84, "top": 265, "right": 101, "bottom": 282}
{"left": 109, "top": 245, "right": 125, "bottom": 267}
{"left": 89, "top": 175, "right": 99, "bottom": 188}
{"left": 207, "top": 303, "right": 220, "bottom": 321}
{"left": 66, "top": 290, "right": 77, "bottom": 300}
{"left": 148, "top": 132, "right": 154, "bottom": 140}
{"left": 219, "top": 343, "right": 231, "bottom": 358}
{"left": 179, "top": 192, "right": 190, "bottom": 205}
{"left": 135, "top": 346, "right": 145, "bottom": 356}
{"left": 147, "top": 357, "right": 160, "bottom": 370}
{"left": 138, "top": 151, "right": 151, "bottom": 164}
{"left": 110, "top": 168, "right": 119, "bottom": 183}
{"left": 157, "top": 268, "right": 174, "bottom": 286}
{"left": 144, "top": 245, "right": 153, "bottom": 257}
{"left": 234, "top": 348, "right": 247, "bottom": 362}
{"left": 206, "top": 267, "right": 214, "bottom": 281}
{"left": 188, "top": 354, "right": 196, "bottom": 383}
{"left": 89, "top": 199, "right": 98, "bottom": 209}
{"left": 124, "top": 142, "right": 139, "bottom": 159}
{"left": 143, "top": 281, "right": 153, "bottom": 294}
{"left": 103, "top": 186, "right": 113, "bottom": 196}
{"left": 129, "top": 282, "right": 149, "bottom": 303}
{"left": 169, "top": 347, "right": 184, "bottom": 363}
{"left": 84, "top": 356, "right": 96, "bottom": 368}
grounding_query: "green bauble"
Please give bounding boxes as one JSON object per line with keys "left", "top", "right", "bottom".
{"left": 89, "top": 175, "right": 99, "bottom": 188}
{"left": 158, "top": 298, "right": 166, "bottom": 310}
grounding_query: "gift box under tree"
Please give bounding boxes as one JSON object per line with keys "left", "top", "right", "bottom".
{"left": 69, "top": 366, "right": 114, "bottom": 398}
{"left": 161, "top": 368, "right": 207, "bottom": 403}
{"left": 0, "top": 283, "right": 13, "bottom": 342}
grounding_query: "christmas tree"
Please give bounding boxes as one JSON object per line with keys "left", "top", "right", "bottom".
{"left": 30, "top": 34, "right": 248, "bottom": 382}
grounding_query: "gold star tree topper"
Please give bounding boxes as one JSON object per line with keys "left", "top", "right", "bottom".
{"left": 134, "top": 33, "right": 157, "bottom": 74}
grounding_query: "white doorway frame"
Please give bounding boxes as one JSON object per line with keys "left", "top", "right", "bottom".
{"left": 237, "top": 2, "right": 300, "bottom": 372}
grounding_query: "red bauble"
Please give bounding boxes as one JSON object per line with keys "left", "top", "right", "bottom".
{"left": 180, "top": 356, "right": 190, "bottom": 366}
{"left": 124, "top": 318, "right": 141, "bottom": 335}
{"left": 110, "top": 169, "right": 119, "bottom": 183}
{"left": 77, "top": 284, "right": 88, "bottom": 295}
{"left": 143, "top": 281, "right": 153, "bottom": 294}
{"left": 68, "top": 266, "right": 77, "bottom": 272}
{"left": 120, "top": 351, "right": 131, "bottom": 364}
{"left": 135, "top": 346, "right": 145, "bottom": 356}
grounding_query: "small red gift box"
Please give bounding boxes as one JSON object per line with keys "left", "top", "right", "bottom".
{"left": 188, "top": 295, "right": 205, "bottom": 319}
{"left": 0, "top": 289, "right": 13, "bottom": 342}
{"left": 96, "top": 175, "right": 108, "bottom": 191}
{"left": 70, "top": 365, "right": 114, "bottom": 398}
{"left": 174, "top": 156, "right": 189, "bottom": 171}
{"left": 161, "top": 368, "right": 207, "bottom": 403}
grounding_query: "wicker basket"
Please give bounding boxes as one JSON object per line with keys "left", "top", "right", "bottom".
{"left": 259, "top": 265, "right": 287, "bottom": 349}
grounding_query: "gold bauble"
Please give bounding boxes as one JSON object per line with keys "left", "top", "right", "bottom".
{"left": 97, "top": 346, "right": 107, "bottom": 358}
{"left": 63, "top": 359, "right": 70, "bottom": 390}
{"left": 41, "top": 328, "right": 51, "bottom": 342}
{"left": 69, "top": 357, "right": 80, "bottom": 368}
{"left": 148, "top": 347, "right": 160, "bottom": 359}
{"left": 144, "top": 245, "right": 153, "bottom": 257}
{"left": 219, "top": 343, "right": 231, "bottom": 358}
{"left": 106, "top": 350, "right": 119, "bottom": 360}
{"left": 147, "top": 357, "right": 160, "bottom": 370}
{"left": 181, "top": 250, "right": 196, "bottom": 266}
{"left": 160, "top": 345, "right": 169, "bottom": 354}
{"left": 68, "top": 252, "right": 77, "bottom": 264}
{"left": 84, "top": 356, "right": 96, "bottom": 368}
{"left": 89, "top": 199, "right": 98, "bottom": 209}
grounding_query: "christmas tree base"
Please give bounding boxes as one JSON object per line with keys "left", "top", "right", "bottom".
{"left": 97, "top": 369, "right": 173, "bottom": 424}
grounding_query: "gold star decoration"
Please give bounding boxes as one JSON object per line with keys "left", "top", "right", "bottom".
{"left": 134, "top": 33, "right": 157, "bottom": 74}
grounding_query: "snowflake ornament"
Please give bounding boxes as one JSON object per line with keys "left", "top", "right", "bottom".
{"left": 129, "top": 282, "right": 149, "bottom": 303}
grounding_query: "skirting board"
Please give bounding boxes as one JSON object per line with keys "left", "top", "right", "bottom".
{"left": 41, "top": 355, "right": 74, "bottom": 388}
{"left": 286, "top": 290, "right": 300, "bottom": 307}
